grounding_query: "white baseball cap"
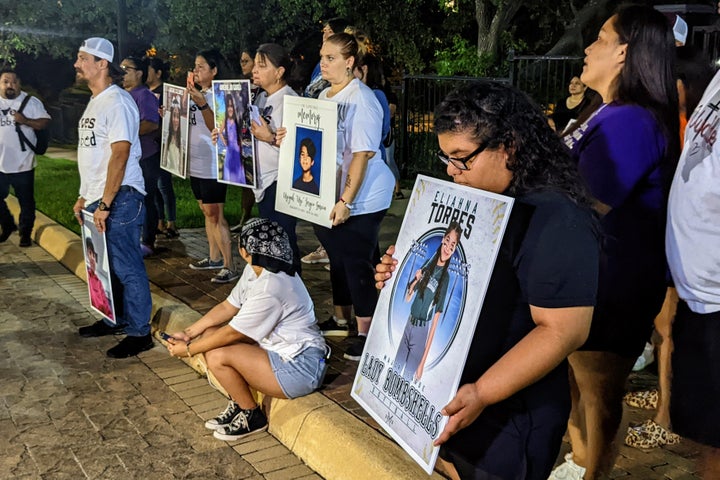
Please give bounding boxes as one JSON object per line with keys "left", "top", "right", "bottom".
{"left": 673, "top": 15, "right": 688, "bottom": 46}
{"left": 80, "top": 37, "right": 115, "bottom": 62}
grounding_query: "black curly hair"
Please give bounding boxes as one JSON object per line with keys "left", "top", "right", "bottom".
{"left": 434, "top": 80, "right": 591, "bottom": 205}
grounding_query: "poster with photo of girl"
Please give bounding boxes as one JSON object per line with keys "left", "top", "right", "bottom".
{"left": 351, "top": 175, "right": 514, "bottom": 474}
{"left": 212, "top": 80, "right": 255, "bottom": 187}
{"left": 275, "top": 95, "right": 337, "bottom": 227}
{"left": 81, "top": 210, "right": 116, "bottom": 324}
{"left": 160, "top": 84, "right": 189, "bottom": 178}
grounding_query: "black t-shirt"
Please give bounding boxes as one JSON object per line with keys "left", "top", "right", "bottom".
{"left": 444, "top": 189, "right": 599, "bottom": 463}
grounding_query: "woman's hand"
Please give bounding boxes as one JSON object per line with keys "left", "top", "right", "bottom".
{"left": 183, "top": 324, "right": 203, "bottom": 340}
{"left": 434, "top": 382, "right": 487, "bottom": 446}
{"left": 275, "top": 127, "right": 287, "bottom": 145}
{"left": 166, "top": 339, "right": 189, "bottom": 357}
{"left": 374, "top": 245, "right": 398, "bottom": 289}
{"left": 186, "top": 73, "right": 206, "bottom": 106}
{"left": 330, "top": 201, "right": 351, "bottom": 226}
{"left": 250, "top": 116, "right": 274, "bottom": 144}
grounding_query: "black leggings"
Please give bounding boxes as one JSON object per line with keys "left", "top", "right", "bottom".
{"left": 314, "top": 210, "right": 386, "bottom": 317}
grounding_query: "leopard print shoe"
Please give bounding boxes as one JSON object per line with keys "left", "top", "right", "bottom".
{"left": 624, "top": 389, "right": 658, "bottom": 410}
{"left": 625, "top": 419, "right": 681, "bottom": 449}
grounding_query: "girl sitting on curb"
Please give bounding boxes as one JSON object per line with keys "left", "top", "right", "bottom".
{"left": 166, "top": 218, "right": 328, "bottom": 440}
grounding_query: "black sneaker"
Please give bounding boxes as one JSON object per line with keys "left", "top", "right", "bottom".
{"left": 318, "top": 316, "right": 349, "bottom": 337}
{"left": 211, "top": 268, "right": 239, "bottom": 284}
{"left": 106, "top": 334, "right": 154, "bottom": 358}
{"left": 0, "top": 223, "right": 17, "bottom": 243}
{"left": 189, "top": 257, "right": 224, "bottom": 270}
{"left": 19, "top": 232, "right": 32, "bottom": 247}
{"left": 204, "top": 400, "right": 242, "bottom": 430}
{"left": 213, "top": 407, "right": 268, "bottom": 441}
{"left": 343, "top": 335, "right": 367, "bottom": 361}
{"left": 78, "top": 320, "right": 125, "bottom": 337}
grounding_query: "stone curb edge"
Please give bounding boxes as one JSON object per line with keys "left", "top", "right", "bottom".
{"left": 7, "top": 196, "right": 442, "bottom": 480}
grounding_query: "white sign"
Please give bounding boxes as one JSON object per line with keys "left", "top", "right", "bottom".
{"left": 160, "top": 84, "right": 190, "bottom": 178}
{"left": 351, "top": 175, "right": 513, "bottom": 474}
{"left": 81, "top": 210, "right": 116, "bottom": 324}
{"left": 275, "top": 96, "right": 337, "bottom": 228}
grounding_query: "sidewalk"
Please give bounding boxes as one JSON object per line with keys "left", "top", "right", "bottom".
{"left": 0, "top": 221, "right": 321, "bottom": 479}
{"left": 5, "top": 153, "right": 709, "bottom": 478}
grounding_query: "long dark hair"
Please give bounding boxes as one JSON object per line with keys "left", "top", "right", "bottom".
{"left": 613, "top": 4, "right": 679, "bottom": 180}
{"left": 224, "top": 93, "right": 241, "bottom": 146}
{"left": 416, "top": 222, "right": 462, "bottom": 306}
{"left": 435, "top": 80, "right": 592, "bottom": 205}
{"left": 357, "top": 53, "right": 384, "bottom": 90}
{"left": 167, "top": 99, "right": 182, "bottom": 149}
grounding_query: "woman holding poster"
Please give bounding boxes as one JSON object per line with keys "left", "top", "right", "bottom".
{"left": 186, "top": 50, "right": 238, "bottom": 285}
{"left": 376, "top": 81, "right": 599, "bottom": 480}
{"left": 247, "top": 43, "right": 301, "bottom": 272}
{"left": 315, "top": 32, "right": 395, "bottom": 361}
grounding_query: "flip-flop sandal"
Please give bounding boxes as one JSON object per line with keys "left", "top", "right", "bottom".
{"left": 624, "top": 389, "right": 658, "bottom": 410}
{"left": 625, "top": 419, "right": 680, "bottom": 449}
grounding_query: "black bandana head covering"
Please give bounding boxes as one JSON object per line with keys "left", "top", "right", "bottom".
{"left": 239, "top": 218, "right": 295, "bottom": 276}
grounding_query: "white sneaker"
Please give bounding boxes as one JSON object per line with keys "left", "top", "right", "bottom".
{"left": 548, "top": 453, "right": 586, "bottom": 480}
{"left": 632, "top": 342, "right": 655, "bottom": 372}
{"left": 301, "top": 245, "right": 329, "bottom": 264}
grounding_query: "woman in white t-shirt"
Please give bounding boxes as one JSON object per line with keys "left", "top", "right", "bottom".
{"left": 186, "top": 50, "right": 237, "bottom": 285}
{"left": 249, "top": 43, "right": 301, "bottom": 272}
{"left": 314, "top": 32, "right": 395, "bottom": 361}
{"left": 166, "top": 218, "right": 328, "bottom": 441}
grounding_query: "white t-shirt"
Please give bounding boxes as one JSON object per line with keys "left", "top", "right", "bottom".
{"left": 253, "top": 85, "right": 298, "bottom": 202}
{"left": 227, "top": 264, "right": 325, "bottom": 360}
{"left": 667, "top": 70, "right": 720, "bottom": 314}
{"left": 77, "top": 84, "right": 145, "bottom": 203}
{"left": 0, "top": 92, "right": 51, "bottom": 173}
{"left": 188, "top": 90, "right": 215, "bottom": 179}
{"left": 320, "top": 79, "right": 394, "bottom": 215}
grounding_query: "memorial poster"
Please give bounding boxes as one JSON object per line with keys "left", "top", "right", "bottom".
{"left": 81, "top": 210, "right": 116, "bottom": 324}
{"left": 160, "top": 84, "right": 189, "bottom": 178}
{"left": 212, "top": 80, "right": 255, "bottom": 187}
{"left": 351, "top": 175, "right": 514, "bottom": 474}
{"left": 275, "top": 96, "right": 337, "bottom": 228}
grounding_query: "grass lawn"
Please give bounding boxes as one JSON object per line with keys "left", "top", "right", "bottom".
{"left": 34, "top": 155, "right": 247, "bottom": 235}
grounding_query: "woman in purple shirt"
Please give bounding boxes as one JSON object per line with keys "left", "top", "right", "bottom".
{"left": 551, "top": 6, "right": 680, "bottom": 480}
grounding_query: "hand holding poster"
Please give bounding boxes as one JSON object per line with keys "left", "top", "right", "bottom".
{"left": 80, "top": 210, "right": 116, "bottom": 323}
{"left": 275, "top": 96, "right": 337, "bottom": 228}
{"left": 212, "top": 80, "right": 255, "bottom": 187}
{"left": 160, "top": 84, "right": 189, "bottom": 178}
{"left": 351, "top": 175, "right": 513, "bottom": 474}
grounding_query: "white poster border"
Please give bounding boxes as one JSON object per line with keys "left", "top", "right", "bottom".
{"left": 350, "top": 175, "right": 514, "bottom": 474}
{"left": 80, "top": 210, "right": 116, "bottom": 324}
{"left": 275, "top": 96, "right": 337, "bottom": 228}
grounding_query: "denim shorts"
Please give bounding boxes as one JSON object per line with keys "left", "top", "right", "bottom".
{"left": 268, "top": 346, "right": 328, "bottom": 399}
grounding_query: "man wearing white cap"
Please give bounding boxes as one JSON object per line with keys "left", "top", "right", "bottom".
{"left": 72, "top": 37, "right": 153, "bottom": 358}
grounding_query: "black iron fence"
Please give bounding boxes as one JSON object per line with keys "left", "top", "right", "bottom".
{"left": 398, "top": 55, "right": 582, "bottom": 177}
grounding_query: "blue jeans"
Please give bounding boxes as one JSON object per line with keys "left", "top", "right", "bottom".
{"left": 0, "top": 169, "right": 35, "bottom": 234}
{"left": 257, "top": 181, "right": 300, "bottom": 273}
{"left": 140, "top": 152, "right": 160, "bottom": 246}
{"left": 154, "top": 168, "right": 176, "bottom": 223}
{"left": 87, "top": 188, "right": 151, "bottom": 336}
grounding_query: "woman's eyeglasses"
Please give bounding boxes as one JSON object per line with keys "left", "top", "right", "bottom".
{"left": 120, "top": 65, "right": 138, "bottom": 72}
{"left": 437, "top": 141, "right": 488, "bottom": 171}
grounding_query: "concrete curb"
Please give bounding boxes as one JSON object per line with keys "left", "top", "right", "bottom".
{"left": 7, "top": 195, "right": 442, "bottom": 480}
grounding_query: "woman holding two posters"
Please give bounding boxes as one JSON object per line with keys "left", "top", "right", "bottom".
{"left": 315, "top": 32, "right": 395, "bottom": 361}
{"left": 247, "top": 43, "right": 301, "bottom": 272}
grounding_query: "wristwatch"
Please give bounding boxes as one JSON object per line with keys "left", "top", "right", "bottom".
{"left": 98, "top": 201, "right": 111, "bottom": 212}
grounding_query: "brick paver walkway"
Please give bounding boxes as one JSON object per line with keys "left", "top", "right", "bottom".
{"left": 0, "top": 238, "right": 321, "bottom": 479}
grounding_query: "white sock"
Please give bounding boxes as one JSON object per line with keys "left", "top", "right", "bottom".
{"left": 334, "top": 316, "right": 348, "bottom": 326}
